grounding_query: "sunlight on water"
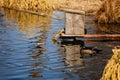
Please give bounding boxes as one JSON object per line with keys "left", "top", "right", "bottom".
{"left": 3, "top": 8, "right": 52, "bottom": 38}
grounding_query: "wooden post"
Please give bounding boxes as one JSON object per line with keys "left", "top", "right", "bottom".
{"left": 65, "top": 9, "right": 85, "bottom": 35}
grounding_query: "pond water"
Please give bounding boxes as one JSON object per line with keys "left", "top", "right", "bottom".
{"left": 0, "top": 8, "right": 120, "bottom": 80}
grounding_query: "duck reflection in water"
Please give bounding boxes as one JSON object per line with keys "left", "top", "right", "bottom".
{"left": 30, "top": 72, "right": 41, "bottom": 78}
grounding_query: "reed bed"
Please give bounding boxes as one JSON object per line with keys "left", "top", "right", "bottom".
{"left": 101, "top": 46, "right": 120, "bottom": 80}
{"left": 0, "top": 0, "right": 54, "bottom": 11}
{"left": 0, "top": 0, "right": 102, "bottom": 15}
{"left": 95, "top": 0, "right": 120, "bottom": 23}
{"left": 53, "top": 0, "right": 102, "bottom": 15}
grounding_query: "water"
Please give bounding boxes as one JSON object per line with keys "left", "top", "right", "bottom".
{"left": 0, "top": 8, "right": 120, "bottom": 80}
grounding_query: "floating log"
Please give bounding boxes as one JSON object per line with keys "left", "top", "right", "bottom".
{"left": 101, "top": 46, "right": 120, "bottom": 80}
{"left": 52, "top": 29, "right": 120, "bottom": 41}
{"left": 2, "top": 7, "right": 46, "bottom": 16}
{"left": 52, "top": 28, "right": 64, "bottom": 40}
{"left": 61, "top": 33, "right": 120, "bottom": 38}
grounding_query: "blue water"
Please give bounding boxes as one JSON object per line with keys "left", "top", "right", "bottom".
{"left": 0, "top": 9, "right": 81, "bottom": 80}
{"left": 0, "top": 8, "right": 120, "bottom": 80}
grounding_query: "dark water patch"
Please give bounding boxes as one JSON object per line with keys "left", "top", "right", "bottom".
{"left": 85, "top": 16, "right": 120, "bottom": 34}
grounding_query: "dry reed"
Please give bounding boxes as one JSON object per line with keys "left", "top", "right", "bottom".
{"left": 101, "top": 46, "right": 120, "bottom": 80}
{"left": 53, "top": 0, "right": 102, "bottom": 15}
{"left": 0, "top": 0, "right": 102, "bottom": 15}
{"left": 0, "top": 0, "right": 54, "bottom": 11}
{"left": 95, "top": 0, "right": 120, "bottom": 23}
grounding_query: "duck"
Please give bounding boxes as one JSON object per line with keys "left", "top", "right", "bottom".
{"left": 80, "top": 46, "right": 102, "bottom": 57}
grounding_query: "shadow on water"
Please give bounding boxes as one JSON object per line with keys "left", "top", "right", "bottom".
{"left": 0, "top": 8, "right": 120, "bottom": 80}
{"left": 95, "top": 23, "right": 120, "bottom": 34}
{"left": 85, "top": 16, "right": 120, "bottom": 34}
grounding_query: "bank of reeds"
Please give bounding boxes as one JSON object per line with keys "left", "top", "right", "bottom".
{"left": 101, "top": 46, "right": 120, "bottom": 80}
{"left": 0, "top": 0, "right": 54, "bottom": 11}
{"left": 0, "top": 0, "right": 102, "bottom": 15}
{"left": 95, "top": 0, "right": 120, "bottom": 23}
{"left": 53, "top": 0, "right": 102, "bottom": 15}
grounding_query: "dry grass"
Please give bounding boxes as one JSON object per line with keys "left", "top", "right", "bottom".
{"left": 0, "top": 0, "right": 102, "bottom": 15}
{"left": 95, "top": 0, "right": 120, "bottom": 23}
{"left": 53, "top": 0, "right": 102, "bottom": 15}
{"left": 0, "top": 0, "right": 54, "bottom": 11}
{"left": 1, "top": 0, "right": 119, "bottom": 23}
{"left": 101, "top": 46, "right": 120, "bottom": 80}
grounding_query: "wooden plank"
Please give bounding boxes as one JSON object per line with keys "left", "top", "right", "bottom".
{"left": 59, "top": 8, "right": 85, "bottom": 15}
{"left": 65, "top": 13, "right": 73, "bottom": 35}
{"left": 61, "top": 33, "right": 120, "bottom": 38}
{"left": 73, "top": 14, "right": 85, "bottom": 34}
{"left": 65, "top": 13, "right": 85, "bottom": 35}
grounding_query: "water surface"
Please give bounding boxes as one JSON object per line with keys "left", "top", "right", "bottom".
{"left": 0, "top": 8, "right": 120, "bottom": 80}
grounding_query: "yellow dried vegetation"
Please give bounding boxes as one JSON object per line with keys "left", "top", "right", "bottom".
{"left": 95, "top": 0, "right": 120, "bottom": 23}
{"left": 53, "top": 0, "right": 102, "bottom": 15}
{"left": 0, "top": 0, "right": 103, "bottom": 15}
{"left": 0, "top": 0, "right": 54, "bottom": 11}
{"left": 101, "top": 46, "right": 120, "bottom": 80}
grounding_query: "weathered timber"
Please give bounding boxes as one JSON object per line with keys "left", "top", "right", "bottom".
{"left": 59, "top": 8, "right": 85, "bottom": 15}
{"left": 52, "top": 29, "right": 64, "bottom": 40}
{"left": 61, "top": 33, "right": 120, "bottom": 38}
{"left": 63, "top": 9, "right": 85, "bottom": 35}
{"left": 101, "top": 46, "right": 120, "bottom": 80}
{"left": 65, "top": 13, "right": 85, "bottom": 35}
{"left": 52, "top": 28, "right": 120, "bottom": 41}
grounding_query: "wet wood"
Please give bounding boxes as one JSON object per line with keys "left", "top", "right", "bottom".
{"left": 52, "top": 29, "right": 64, "bottom": 40}
{"left": 101, "top": 46, "right": 120, "bottom": 80}
{"left": 61, "top": 33, "right": 120, "bottom": 38}
{"left": 52, "top": 29, "right": 120, "bottom": 41}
